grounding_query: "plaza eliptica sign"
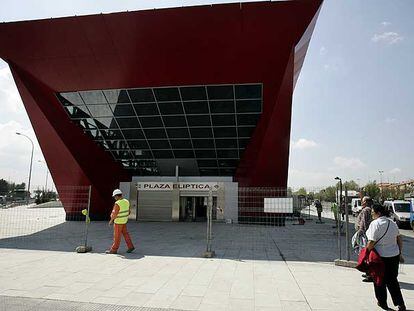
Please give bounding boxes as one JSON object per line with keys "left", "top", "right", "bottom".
{"left": 137, "top": 182, "right": 220, "bottom": 191}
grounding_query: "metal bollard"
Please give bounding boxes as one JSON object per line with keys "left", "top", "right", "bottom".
{"left": 202, "top": 188, "right": 215, "bottom": 258}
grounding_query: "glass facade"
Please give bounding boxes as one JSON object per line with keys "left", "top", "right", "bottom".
{"left": 57, "top": 84, "right": 262, "bottom": 176}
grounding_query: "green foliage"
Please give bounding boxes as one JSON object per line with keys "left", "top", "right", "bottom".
{"left": 343, "top": 180, "right": 359, "bottom": 191}
{"left": 294, "top": 187, "right": 307, "bottom": 196}
{"left": 0, "top": 179, "right": 8, "bottom": 195}
{"left": 363, "top": 182, "right": 381, "bottom": 201}
{"left": 34, "top": 189, "right": 57, "bottom": 205}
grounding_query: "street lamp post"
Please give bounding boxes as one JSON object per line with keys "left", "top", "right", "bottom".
{"left": 379, "top": 170, "right": 384, "bottom": 202}
{"left": 335, "top": 176, "right": 342, "bottom": 260}
{"left": 16, "top": 132, "right": 34, "bottom": 206}
{"left": 38, "top": 160, "right": 49, "bottom": 191}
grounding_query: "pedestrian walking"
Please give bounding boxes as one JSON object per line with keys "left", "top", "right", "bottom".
{"left": 356, "top": 196, "right": 373, "bottom": 282}
{"left": 105, "top": 189, "right": 135, "bottom": 254}
{"left": 315, "top": 199, "right": 323, "bottom": 223}
{"left": 365, "top": 204, "right": 406, "bottom": 311}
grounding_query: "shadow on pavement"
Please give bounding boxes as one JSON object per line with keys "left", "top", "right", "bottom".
{"left": 1, "top": 213, "right": 413, "bottom": 265}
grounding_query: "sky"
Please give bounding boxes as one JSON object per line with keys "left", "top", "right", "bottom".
{"left": 0, "top": 0, "right": 413, "bottom": 190}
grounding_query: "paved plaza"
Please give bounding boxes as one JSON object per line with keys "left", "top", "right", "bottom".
{"left": 0, "top": 205, "right": 413, "bottom": 310}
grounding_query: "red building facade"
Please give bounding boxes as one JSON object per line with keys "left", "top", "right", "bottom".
{"left": 0, "top": 1, "right": 322, "bottom": 219}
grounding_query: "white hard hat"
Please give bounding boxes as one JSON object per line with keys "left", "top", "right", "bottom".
{"left": 112, "top": 189, "right": 122, "bottom": 197}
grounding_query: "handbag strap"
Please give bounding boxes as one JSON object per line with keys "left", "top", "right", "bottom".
{"left": 374, "top": 219, "right": 390, "bottom": 246}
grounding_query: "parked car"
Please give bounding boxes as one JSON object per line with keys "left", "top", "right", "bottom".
{"left": 351, "top": 198, "right": 362, "bottom": 216}
{"left": 384, "top": 200, "right": 412, "bottom": 228}
{"left": 406, "top": 198, "right": 414, "bottom": 230}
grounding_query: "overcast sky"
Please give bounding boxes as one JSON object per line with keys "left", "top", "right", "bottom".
{"left": 0, "top": 0, "right": 413, "bottom": 190}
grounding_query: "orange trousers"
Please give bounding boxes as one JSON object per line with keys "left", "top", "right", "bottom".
{"left": 110, "top": 223, "right": 134, "bottom": 252}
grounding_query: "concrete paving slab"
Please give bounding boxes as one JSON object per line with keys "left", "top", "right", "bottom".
{"left": 1, "top": 211, "right": 413, "bottom": 310}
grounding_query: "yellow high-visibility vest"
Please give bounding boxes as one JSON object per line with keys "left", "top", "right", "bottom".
{"left": 114, "top": 199, "right": 130, "bottom": 224}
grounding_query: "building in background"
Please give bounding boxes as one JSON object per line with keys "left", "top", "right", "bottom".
{"left": 0, "top": 1, "right": 323, "bottom": 220}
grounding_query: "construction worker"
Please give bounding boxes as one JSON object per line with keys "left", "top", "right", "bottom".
{"left": 105, "top": 189, "right": 135, "bottom": 254}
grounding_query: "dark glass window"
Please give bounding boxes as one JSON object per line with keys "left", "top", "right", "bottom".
{"left": 218, "top": 159, "right": 238, "bottom": 167}
{"left": 100, "top": 129, "right": 123, "bottom": 140}
{"left": 238, "top": 127, "right": 255, "bottom": 137}
{"left": 209, "top": 100, "right": 235, "bottom": 113}
{"left": 190, "top": 127, "right": 212, "bottom": 138}
{"left": 197, "top": 160, "right": 217, "bottom": 167}
{"left": 186, "top": 115, "right": 211, "bottom": 127}
{"left": 195, "top": 149, "right": 216, "bottom": 158}
{"left": 212, "top": 114, "right": 235, "bottom": 127}
{"left": 93, "top": 118, "right": 118, "bottom": 129}
{"left": 84, "top": 130, "right": 102, "bottom": 140}
{"left": 65, "top": 106, "right": 90, "bottom": 119}
{"left": 128, "top": 140, "right": 149, "bottom": 149}
{"left": 97, "top": 141, "right": 110, "bottom": 149}
{"left": 86, "top": 105, "right": 113, "bottom": 118}
{"left": 163, "top": 116, "right": 187, "bottom": 127}
{"left": 217, "top": 149, "right": 238, "bottom": 158}
{"left": 213, "top": 127, "right": 237, "bottom": 138}
{"left": 236, "top": 100, "right": 262, "bottom": 113}
{"left": 112, "top": 151, "right": 134, "bottom": 160}
{"left": 144, "top": 128, "right": 167, "bottom": 139}
{"left": 122, "top": 129, "right": 145, "bottom": 139}
{"left": 237, "top": 114, "right": 260, "bottom": 126}
{"left": 207, "top": 85, "right": 233, "bottom": 100}
{"left": 180, "top": 86, "right": 207, "bottom": 100}
{"left": 199, "top": 168, "right": 219, "bottom": 176}
{"left": 128, "top": 89, "right": 154, "bottom": 102}
{"left": 192, "top": 139, "right": 214, "bottom": 149}
{"left": 112, "top": 104, "right": 135, "bottom": 117}
{"left": 170, "top": 139, "right": 192, "bottom": 149}
{"left": 154, "top": 88, "right": 180, "bottom": 101}
{"left": 220, "top": 168, "right": 236, "bottom": 175}
{"left": 235, "top": 85, "right": 262, "bottom": 99}
{"left": 107, "top": 140, "right": 129, "bottom": 150}
{"left": 59, "top": 92, "right": 84, "bottom": 106}
{"left": 148, "top": 140, "right": 170, "bottom": 149}
{"left": 158, "top": 102, "right": 184, "bottom": 115}
{"left": 116, "top": 117, "right": 140, "bottom": 128}
{"left": 238, "top": 138, "right": 250, "bottom": 149}
{"left": 79, "top": 90, "right": 107, "bottom": 105}
{"left": 133, "top": 103, "right": 159, "bottom": 116}
{"left": 166, "top": 128, "right": 189, "bottom": 138}
{"left": 174, "top": 150, "right": 195, "bottom": 158}
{"left": 152, "top": 150, "right": 174, "bottom": 159}
{"left": 131, "top": 150, "right": 152, "bottom": 158}
{"left": 183, "top": 101, "right": 209, "bottom": 114}
{"left": 215, "top": 139, "right": 238, "bottom": 148}
{"left": 139, "top": 116, "right": 163, "bottom": 128}
{"left": 103, "top": 90, "right": 130, "bottom": 103}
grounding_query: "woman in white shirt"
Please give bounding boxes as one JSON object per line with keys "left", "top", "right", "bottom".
{"left": 366, "top": 203, "right": 406, "bottom": 311}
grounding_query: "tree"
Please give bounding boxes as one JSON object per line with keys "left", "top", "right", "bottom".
{"left": 343, "top": 180, "right": 359, "bottom": 191}
{"left": 295, "top": 187, "right": 307, "bottom": 196}
{"left": 0, "top": 179, "right": 8, "bottom": 195}
{"left": 324, "top": 186, "right": 337, "bottom": 202}
{"left": 363, "top": 182, "right": 381, "bottom": 201}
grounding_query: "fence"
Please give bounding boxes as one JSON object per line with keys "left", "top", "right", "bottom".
{"left": 0, "top": 185, "right": 91, "bottom": 252}
{"left": 207, "top": 187, "right": 358, "bottom": 262}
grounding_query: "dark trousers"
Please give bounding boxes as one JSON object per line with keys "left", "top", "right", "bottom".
{"left": 317, "top": 211, "right": 322, "bottom": 221}
{"left": 374, "top": 255, "right": 405, "bottom": 307}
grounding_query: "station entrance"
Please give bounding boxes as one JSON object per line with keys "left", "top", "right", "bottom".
{"left": 179, "top": 196, "right": 218, "bottom": 222}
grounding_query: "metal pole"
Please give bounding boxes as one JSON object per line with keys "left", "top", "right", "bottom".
{"left": 345, "top": 186, "right": 350, "bottom": 261}
{"left": 84, "top": 185, "right": 92, "bottom": 247}
{"left": 16, "top": 133, "right": 34, "bottom": 206}
{"left": 336, "top": 180, "right": 342, "bottom": 259}
{"left": 203, "top": 188, "right": 215, "bottom": 258}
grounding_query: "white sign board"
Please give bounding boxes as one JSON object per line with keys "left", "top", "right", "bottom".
{"left": 264, "top": 198, "right": 293, "bottom": 213}
{"left": 137, "top": 182, "right": 219, "bottom": 191}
